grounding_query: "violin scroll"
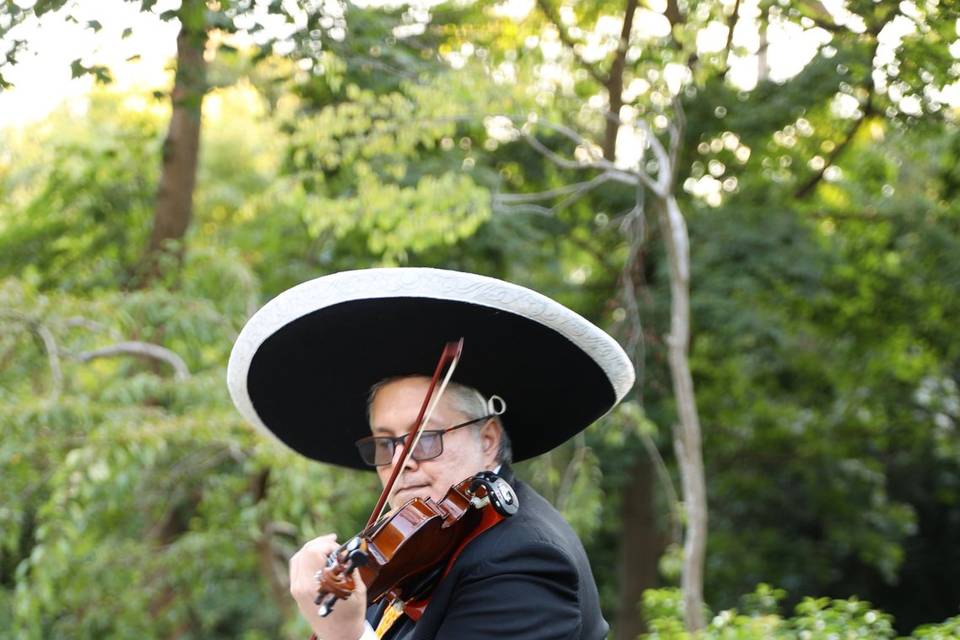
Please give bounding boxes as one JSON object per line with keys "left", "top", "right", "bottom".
{"left": 469, "top": 471, "right": 519, "bottom": 517}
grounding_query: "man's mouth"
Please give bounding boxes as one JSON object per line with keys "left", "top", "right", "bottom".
{"left": 394, "top": 484, "right": 429, "bottom": 498}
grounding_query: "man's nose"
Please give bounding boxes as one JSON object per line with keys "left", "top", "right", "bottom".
{"left": 391, "top": 439, "right": 420, "bottom": 470}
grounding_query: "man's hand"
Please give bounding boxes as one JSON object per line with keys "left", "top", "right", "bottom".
{"left": 290, "top": 533, "right": 368, "bottom": 640}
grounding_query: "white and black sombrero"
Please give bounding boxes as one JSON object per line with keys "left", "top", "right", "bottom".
{"left": 227, "top": 268, "right": 634, "bottom": 470}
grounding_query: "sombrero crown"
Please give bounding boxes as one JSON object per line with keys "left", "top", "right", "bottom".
{"left": 227, "top": 268, "right": 634, "bottom": 469}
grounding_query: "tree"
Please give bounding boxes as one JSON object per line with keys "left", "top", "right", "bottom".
{"left": 3, "top": 0, "right": 960, "bottom": 636}
{"left": 341, "top": 0, "right": 960, "bottom": 632}
{"left": 0, "top": 0, "right": 432, "bottom": 285}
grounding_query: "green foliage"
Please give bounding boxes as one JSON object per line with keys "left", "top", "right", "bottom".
{"left": 640, "top": 585, "right": 934, "bottom": 639}
{"left": 912, "top": 616, "right": 960, "bottom": 640}
{"left": 432, "top": 0, "right": 960, "bottom": 631}
{"left": 0, "top": 273, "right": 380, "bottom": 639}
{"left": 680, "top": 128, "right": 960, "bottom": 627}
{"left": 4, "top": 0, "right": 960, "bottom": 636}
{"left": 0, "top": 92, "right": 161, "bottom": 291}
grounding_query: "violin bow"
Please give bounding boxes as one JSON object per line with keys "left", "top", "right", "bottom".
{"left": 365, "top": 338, "right": 464, "bottom": 530}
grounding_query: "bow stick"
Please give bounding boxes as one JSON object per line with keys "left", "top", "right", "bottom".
{"left": 365, "top": 338, "right": 464, "bottom": 530}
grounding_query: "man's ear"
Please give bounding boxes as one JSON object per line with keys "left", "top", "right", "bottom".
{"left": 480, "top": 420, "right": 501, "bottom": 461}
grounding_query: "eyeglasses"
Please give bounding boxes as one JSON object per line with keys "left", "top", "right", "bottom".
{"left": 355, "top": 415, "right": 495, "bottom": 467}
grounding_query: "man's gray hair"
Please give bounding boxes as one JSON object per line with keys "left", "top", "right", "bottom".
{"left": 367, "top": 377, "right": 513, "bottom": 466}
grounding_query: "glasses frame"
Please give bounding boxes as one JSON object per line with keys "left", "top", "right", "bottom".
{"left": 356, "top": 414, "right": 495, "bottom": 467}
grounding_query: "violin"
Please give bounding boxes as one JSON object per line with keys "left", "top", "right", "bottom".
{"left": 315, "top": 471, "right": 518, "bottom": 615}
{"left": 314, "top": 340, "right": 519, "bottom": 618}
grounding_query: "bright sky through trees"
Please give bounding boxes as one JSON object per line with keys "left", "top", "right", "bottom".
{"left": 1, "top": 0, "right": 921, "bottom": 130}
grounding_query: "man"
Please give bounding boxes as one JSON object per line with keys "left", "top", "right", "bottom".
{"left": 227, "top": 268, "right": 634, "bottom": 639}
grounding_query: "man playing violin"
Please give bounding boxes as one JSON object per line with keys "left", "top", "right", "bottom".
{"left": 227, "top": 268, "right": 635, "bottom": 640}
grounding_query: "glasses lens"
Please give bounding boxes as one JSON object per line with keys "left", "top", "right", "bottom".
{"left": 356, "top": 437, "right": 395, "bottom": 466}
{"left": 412, "top": 432, "right": 443, "bottom": 461}
{"left": 375, "top": 438, "right": 396, "bottom": 465}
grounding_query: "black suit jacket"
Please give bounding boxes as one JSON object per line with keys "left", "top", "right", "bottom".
{"left": 365, "top": 468, "right": 608, "bottom": 640}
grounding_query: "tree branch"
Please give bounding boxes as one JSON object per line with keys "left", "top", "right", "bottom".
{"left": 493, "top": 181, "right": 623, "bottom": 279}
{"left": 521, "top": 118, "right": 665, "bottom": 194}
{"left": 35, "top": 322, "right": 63, "bottom": 402}
{"left": 618, "top": 201, "right": 648, "bottom": 365}
{"left": 76, "top": 341, "right": 190, "bottom": 380}
{"left": 721, "top": 0, "right": 742, "bottom": 77}
{"left": 555, "top": 433, "right": 589, "bottom": 512}
{"left": 657, "top": 194, "right": 706, "bottom": 631}
{"left": 496, "top": 173, "right": 622, "bottom": 224}
{"left": 65, "top": 316, "right": 124, "bottom": 340}
{"left": 249, "top": 469, "right": 297, "bottom": 617}
{"left": 628, "top": 117, "right": 672, "bottom": 196}
{"left": 668, "top": 98, "right": 686, "bottom": 177}
{"left": 521, "top": 130, "right": 592, "bottom": 171}
{"left": 1, "top": 311, "right": 63, "bottom": 401}
{"left": 617, "top": 197, "right": 685, "bottom": 548}
{"left": 808, "top": 208, "right": 883, "bottom": 220}
{"left": 794, "top": 110, "right": 868, "bottom": 199}
{"left": 794, "top": 0, "right": 887, "bottom": 38}
{"left": 494, "top": 174, "right": 615, "bottom": 204}
{"left": 493, "top": 203, "right": 558, "bottom": 216}
{"left": 794, "top": 58, "right": 875, "bottom": 200}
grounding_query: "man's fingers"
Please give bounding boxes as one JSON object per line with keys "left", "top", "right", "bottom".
{"left": 294, "top": 534, "right": 339, "bottom": 560}
{"left": 287, "top": 534, "right": 367, "bottom": 639}
{"left": 289, "top": 533, "right": 340, "bottom": 591}
{"left": 346, "top": 569, "right": 366, "bottom": 601}
{"left": 303, "top": 533, "right": 338, "bottom": 553}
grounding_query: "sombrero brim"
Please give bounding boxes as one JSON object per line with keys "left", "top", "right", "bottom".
{"left": 227, "top": 268, "right": 634, "bottom": 470}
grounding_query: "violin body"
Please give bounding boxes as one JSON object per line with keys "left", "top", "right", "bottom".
{"left": 316, "top": 471, "right": 518, "bottom": 614}
{"left": 360, "top": 476, "right": 484, "bottom": 602}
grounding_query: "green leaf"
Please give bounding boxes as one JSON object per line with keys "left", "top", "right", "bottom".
{"left": 69, "top": 58, "right": 85, "bottom": 79}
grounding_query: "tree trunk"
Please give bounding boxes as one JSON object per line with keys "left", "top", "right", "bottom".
{"left": 657, "top": 194, "right": 707, "bottom": 631}
{"left": 250, "top": 469, "right": 294, "bottom": 616}
{"left": 615, "top": 454, "right": 663, "bottom": 640}
{"left": 602, "top": 0, "right": 639, "bottom": 161}
{"left": 141, "top": 9, "right": 207, "bottom": 284}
